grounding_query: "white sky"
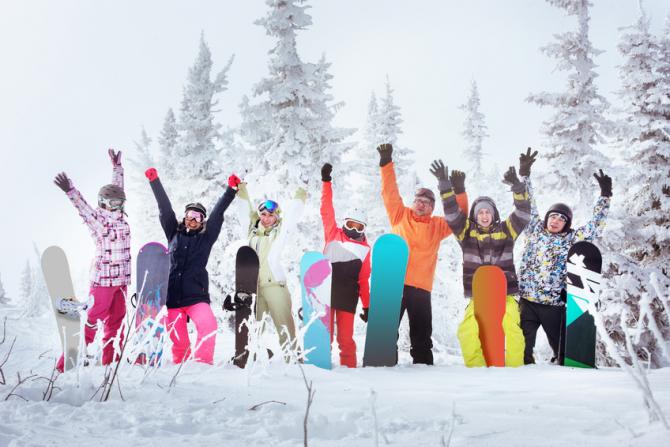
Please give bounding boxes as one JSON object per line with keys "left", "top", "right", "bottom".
{"left": 1, "top": 0, "right": 669, "bottom": 298}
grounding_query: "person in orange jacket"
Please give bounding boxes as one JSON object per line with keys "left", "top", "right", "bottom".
{"left": 378, "top": 144, "right": 468, "bottom": 364}
{"left": 320, "top": 163, "right": 371, "bottom": 368}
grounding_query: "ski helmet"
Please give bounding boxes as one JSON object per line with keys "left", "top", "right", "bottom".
{"left": 544, "top": 203, "right": 572, "bottom": 232}
{"left": 185, "top": 202, "right": 207, "bottom": 218}
{"left": 98, "top": 184, "right": 126, "bottom": 210}
{"left": 468, "top": 196, "right": 500, "bottom": 225}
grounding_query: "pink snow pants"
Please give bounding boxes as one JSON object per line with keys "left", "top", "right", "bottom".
{"left": 56, "top": 285, "right": 127, "bottom": 372}
{"left": 167, "top": 302, "right": 217, "bottom": 364}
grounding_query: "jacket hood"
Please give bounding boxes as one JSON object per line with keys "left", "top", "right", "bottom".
{"left": 468, "top": 196, "right": 500, "bottom": 225}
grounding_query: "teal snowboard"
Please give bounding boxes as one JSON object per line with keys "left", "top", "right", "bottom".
{"left": 300, "top": 251, "right": 332, "bottom": 369}
{"left": 363, "top": 234, "right": 409, "bottom": 367}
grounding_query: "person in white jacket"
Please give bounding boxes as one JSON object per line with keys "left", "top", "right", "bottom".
{"left": 237, "top": 183, "right": 306, "bottom": 354}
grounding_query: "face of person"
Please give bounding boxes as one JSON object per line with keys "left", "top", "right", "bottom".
{"left": 476, "top": 208, "right": 493, "bottom": 228}
{"left": 259, "top": 210, "right": 278, "bottom": 228}
{"left": 184, "top": 210, "right": 204, "bottom": 231}
{"left": 546, "top": 213, "right": 567, "bottom": 234}
{"left": 412, "top": 196, "right": 434, "bottom": 217}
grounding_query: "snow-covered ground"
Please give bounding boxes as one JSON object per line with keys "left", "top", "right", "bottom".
{"left": 0, "top": 305, "right": 668, "bottom": 447}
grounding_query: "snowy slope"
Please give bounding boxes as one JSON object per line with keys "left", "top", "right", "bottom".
{"left": 0, "top": 305, "right": 668, "bottom": 447}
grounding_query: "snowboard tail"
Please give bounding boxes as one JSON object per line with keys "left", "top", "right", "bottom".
{"left": 472, "top": 266, "right": 507, "bottom": 367}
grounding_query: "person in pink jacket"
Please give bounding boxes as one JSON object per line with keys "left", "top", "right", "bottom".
{"left": 53, "top": 149, "right": 131, "bottom": 371}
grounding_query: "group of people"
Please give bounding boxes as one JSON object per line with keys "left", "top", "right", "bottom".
{"left": 52, "top": 144, "right": 611, "bottom": 371}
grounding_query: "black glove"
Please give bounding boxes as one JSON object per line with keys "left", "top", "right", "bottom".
{"left": 321, "top": 163, "right": 332, "bottom": 182}
{"left": 429, "top": 159, "right": 448, "bottom": 181}
{"left": 54, "top": 172, "right": 72, "bottom": 193}
{"left": 519, "top": 147, "right": 538, "bottom": 177}
{"left": 377, "top": 144, "right": 393, "bottom": 167}
{"left": 450, "top": 170, "right": 466, "bottom": 194}
{"left": 502, "top": 166, "right": 524, "bottom": 192}
{"left": 593, "top": 169, "right": 612, "bottom": 197}
{"left": 359, "top": 308, "right": 369, "bottom": 323}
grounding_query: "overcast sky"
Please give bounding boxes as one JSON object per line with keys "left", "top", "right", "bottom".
{"left": 1, "top": 0, "right": 669, "bottom": 298}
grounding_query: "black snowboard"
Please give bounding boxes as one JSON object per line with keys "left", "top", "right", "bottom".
{"left": 224, "top": 246, "right": 259, "bottom": 368}
{"left": 564, "top": 241, "right": 602, "bottom": 368}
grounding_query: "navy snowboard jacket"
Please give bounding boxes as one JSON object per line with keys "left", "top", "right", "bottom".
{"left": 150, "top": 178, "right": 237, "bottom": 308}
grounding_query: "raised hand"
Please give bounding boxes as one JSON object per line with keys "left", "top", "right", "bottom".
{"left": 450, "top": 170, "right": 466, "bottom": 194}
{"left": 54, "top": 172, "right": 72, "bottom": 192}
{"left": 321, "top": 163, "right": 333, "bottom": 182}
{"left": 519, "top": 147, "right": 538, "bottom": 177}
{"left": 593, "top": 169, "right": 612, "bottom": 197}
{"left": 108, "top": 148, "right": 122, "bottom": 166}
{"left": 228, "top": 174, "right": 242, "bottom": 190}
{"left": 502, "top": 166, "right": 521, "bottom": 186}
{"left": 377, "top": 143, "right": 393, "bottom": 167}
{"left": 145, "top": 168, "right": 158, "bottom": 182}
{"left": 429, "top": 159, "right": 449, "bottom": 181}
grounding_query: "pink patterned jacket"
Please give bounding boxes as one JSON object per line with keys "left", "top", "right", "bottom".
{"left": 66, "top": 164, "right": 131, "bottom": 287}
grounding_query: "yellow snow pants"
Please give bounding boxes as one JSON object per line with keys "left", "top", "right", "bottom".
{"left": 256, "top": 283, "right": 296, "bottom": 351}
{"left": 457, "top": 295, "right": 525, "bottom": 367}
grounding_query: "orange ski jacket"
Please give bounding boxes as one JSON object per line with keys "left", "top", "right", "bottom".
{"left": 381, "top": 163, "right": 468, "bottom": 292}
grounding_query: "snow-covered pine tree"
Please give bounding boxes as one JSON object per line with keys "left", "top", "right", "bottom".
{"left": 19, "top": 261, "right": 31, "bottom": 307}
{"left": 599, "top": 5, "right": 670, "bottom": 367}
{"left": 126, "top": 127, "right": 162, "bottom": 248}
{"left": 459, "top": 79, "right": 490, "bottom": 200}
{"left": 157, "top": 108, "right": 179, "bottom": 185}
{"left": 527, "top": 0, "right": 612, "bottom": 219}
{"left": 0, "top": 272, "right": 8, "bottom": 305}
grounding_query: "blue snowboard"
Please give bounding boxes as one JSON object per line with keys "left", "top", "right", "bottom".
{"left": 300, "top": 251, "right": 332, "bottom": 370}
{"left": 363, "top": 234, "right": 409, "bottom": 367}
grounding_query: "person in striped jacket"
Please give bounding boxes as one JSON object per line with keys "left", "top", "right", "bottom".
{"left": 320, "top": 163, "right": 371, "bottom": 368}
{"left": 431, "top": 157, "right": 531, "bottom": 367}
{"left": 53, "top": 149, "right": 130, "bottom": 371}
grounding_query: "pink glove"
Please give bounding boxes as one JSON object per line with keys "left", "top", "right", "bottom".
{"left": 108, "top": 148, "right": 122, "bottom": 166}
{"left": 145, "top": 168, "right": 158, "bottom": 182}
{"left": 228, "top": 174, "right": 241, "bottom": 190}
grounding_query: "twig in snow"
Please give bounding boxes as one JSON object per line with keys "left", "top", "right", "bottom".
{"left": 370, "top": 389, "right": 380, "bottom": 447}
{"left": 4, "top": 372, "right": 37, "bottom": 401}
{"left": 39, "top": 359, "right": 59, "bottom": 401}
{"left": 0, "top": 316, "right": 7, "bottom": 344}
{"left": 249, "top": 400, "right": 287, "bottom": 411}
{"left": 101, "top": 290, "right": 136, "bottom": 402}
{"left": 440, "top": 402, "right": 457, "bottom": 447}
{"left": 297, "top": 361, "right": 315, "bottom": 447}
{"left": 0, "top": 336, "right": 17, "bottom": 385}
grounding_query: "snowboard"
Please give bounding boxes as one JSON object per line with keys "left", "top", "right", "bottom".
{"left": 134, "top": 242, "right": 169, "bottom": 366}
{"left": 300, "top": 251, "right": 332, "bottom": 370}
{"left": 564, "top": 241, "right": 602, "bottom": 368}
{"left": 41, "top": 246, "right": 84, "bottom": 372}
{"left": 223, "top": 246, "right": 259, "bottom": 368}
{"left": 472, "top": 265, "right": 507, "bottom": 367}
{"left": 363, "top": 234, "right": 409, "bottom": 367}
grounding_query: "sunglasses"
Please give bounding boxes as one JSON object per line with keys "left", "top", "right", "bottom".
{"left": 344, "top": 218, "right": 366, "bottom": 233}
{"left": 185, "top": 210, "right": 204, "bottom": 222}
{"left": 258, "top": 199, "right": 279, "bottom": 214}
{"left": 548, "top": 212, "right": 567, "bottom": 222}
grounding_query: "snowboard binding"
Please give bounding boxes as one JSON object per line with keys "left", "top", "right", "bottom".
{"left": 223, "top": 292, "right": 254, "bottom": 311}
{"left": 55, "top": 297, "right": 88, "bottom": 319}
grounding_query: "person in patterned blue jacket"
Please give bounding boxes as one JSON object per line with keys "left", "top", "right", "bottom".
{"left": 517, "top": 148, "right": 612, "bottom": 365}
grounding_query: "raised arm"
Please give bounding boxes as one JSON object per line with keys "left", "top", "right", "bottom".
{"left": 501, "top": 166, "right": 531, "bottom": 241}
{"left": 269, "top": 188, "right": 307, "bottom": 264}
{"left": 518, "top": 147, "right": 542, "bottom": 232}
{"left": 378, "top": 144, "right": 407, "bottom": 226}
{"left": 205, "top": 174, "right": 240, "bottom": 242}
{"left": 108, "top": 149, "right": 124, "bottom": 189}
{"left": 145, "top": 168, "right": 178, "bottom": 241}
{"left": 431, "top": 161, "right": 469, "bottom": 241}
{"left": 54, "top": 172, "right": 105, "bottom": 234}
{"left": 320, "top": 163, "right": 339, "bottom": 242}
{"left": 574, "top": 169, "right": 612, "bottom": 242}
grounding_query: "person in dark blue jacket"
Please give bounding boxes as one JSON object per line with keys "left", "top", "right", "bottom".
{"left": 145, "top": 167, "right": 240, "bottom": 364}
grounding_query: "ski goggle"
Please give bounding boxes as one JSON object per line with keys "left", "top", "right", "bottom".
{"left": 547, "top": 212, "right": 568, "bottom": 222}
{"left": 344, "top": 218, "right": 366, "bottom": 233}
{"left": 185, "top": 210, "right": 204, "bottom": 222}
{"left": 258, "top": 199, "right": 279, "bottom": 214}
{"left": 98, "top": 196, "right": 125, "bottom": 210}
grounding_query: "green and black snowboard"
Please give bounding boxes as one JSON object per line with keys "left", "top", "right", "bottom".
{"left": 564, "top": 241, "right": 602, "bottom": 368}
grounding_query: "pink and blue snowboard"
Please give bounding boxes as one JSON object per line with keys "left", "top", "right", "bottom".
{"left": 300, "top": 251, "right": 332, "bottom": 369}
{"left": 363, "top": 234, "right": 409, "bottom": 367}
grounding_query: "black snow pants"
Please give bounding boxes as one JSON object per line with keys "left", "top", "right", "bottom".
{"left": 398, "top": 285, "right": 433, "bottom": 365}
{"left": 519, "top": 298, "right": 566, "bottom": 365}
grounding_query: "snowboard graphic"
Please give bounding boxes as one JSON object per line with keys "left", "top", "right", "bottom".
{"left": 564, "top": 241, "right": 602, "bottom": 368}
{"left": 134, "top": 242, "right": 169, "bottom": 366}
{"left": 472, "top": 266, "right": 507, "bottom": 367}
{"left": 300, "top": 251, "right": 332, "bottom": 370}
{"left": 363, "top": 234, "right": 409, "bottom": 367}
{"left": 223, "top": 246, "right": 259, "bottom": 368}
{"left": 41, "top": 246, "right": 83, "bottom": 372}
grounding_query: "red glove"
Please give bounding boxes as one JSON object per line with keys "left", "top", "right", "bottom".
{"left": 228, "top": 174, "right": 241, "bottom": 189}
{"left": 145, "top": 168, "right": 158, "bottom": 182}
